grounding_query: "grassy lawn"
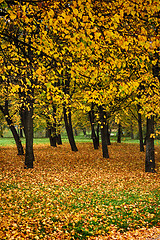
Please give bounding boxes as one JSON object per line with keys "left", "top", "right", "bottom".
{"left": 0, "top": 143, "right": 160, "bottom": 239}
{"left": 0, "top": 136, "right": 160, "bottom": 146}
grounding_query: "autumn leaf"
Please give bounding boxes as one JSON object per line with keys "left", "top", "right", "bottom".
{"left": 0, "top": 143, "right": 159, "bottom": 239}
{"left": 9, "top": 11, "right": 17, "bottom": 20}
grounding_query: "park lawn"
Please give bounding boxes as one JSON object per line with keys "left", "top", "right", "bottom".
{"left": 0, "top": 143, "right": 160, "bottom": 239}
{"left": 0, "top": 136, "right": 160, "bottom": 146}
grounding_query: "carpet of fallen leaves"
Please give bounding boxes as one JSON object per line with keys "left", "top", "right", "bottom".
{"left": 0, "top": 143, "right": 160, "bottom": 240}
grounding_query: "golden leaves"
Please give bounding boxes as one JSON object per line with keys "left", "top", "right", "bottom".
{"left": 8, "top": 11, "right": 17, "bottom": 20}
{"left": 36, "top": 68, "right": 41, "bottom": 76}
{"left": 48, "top": 9, "right": 54, "bottom": 18}
{"left": 94, "top": 32, "right": 101, "bottom": 40}
{"left": 1, "top": 0, "right": 160, "bottom": 141}
{"left": 0, "top": 144, "right": 160, "bottom": 239}
{"left": 73, "top": 8, "right": 78, "bottom": 16}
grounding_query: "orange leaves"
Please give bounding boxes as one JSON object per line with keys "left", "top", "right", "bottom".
{"left": 9, "top": 12, "right": 17, "bottom": 21}
{"left": 83, "top": 15, "right": 88, "bottom": 22}
{"left": 94, "top": 32, "right": 101, "bottom": 41}
{"left": 36, "top": 68, "right": 42, "bottom": 76}
{"left": 0, "top": 143, "right": 160, "bottom": 238}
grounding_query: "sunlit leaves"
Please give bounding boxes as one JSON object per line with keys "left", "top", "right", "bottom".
{"left": 0, "top": 0, "right": 159, "bottom": 119}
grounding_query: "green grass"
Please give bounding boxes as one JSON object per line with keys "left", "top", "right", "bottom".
{"left": 0, "top": 136, "right": 160, "bottom": 146}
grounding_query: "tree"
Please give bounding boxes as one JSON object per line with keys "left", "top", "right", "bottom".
{"left": 0, "top": 58, "right": 24, "bottom": 155}
{"left": 0, "top": 101, "right": 24, "bottom": 155}
{"left": 89, "top": 103, "right": 99, "bottom": 150}
{"left": 145, "top": 116, "right": 155, "bottom": 172}
{"left": 0, "top": 0, "right": 159, "bottom": 171}
{"left": 99, "top": 106, "right": 109, "bottom": 158}
{"left": 0, "top": 1, "right": 45, "bottom": 167}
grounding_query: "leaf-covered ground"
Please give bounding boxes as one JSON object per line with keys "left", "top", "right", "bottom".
{"left": 0, "top": 143, "right": 160, "bottom": 239}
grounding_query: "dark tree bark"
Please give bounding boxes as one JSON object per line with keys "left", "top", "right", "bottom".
{"left": 20, "top": 90, "right": 34, "bottom": 168}
{"left": 48, "top": 126, "right": 57, "bottom": 147}
{"left": 89, "top": 117, "right": 99, "bottom": 149}
{"left": 117, "top": 123, "right": 122, "bottom": 143}
{"left": 9, "top": 122, "right": 24, "bottom": 155}
{"left": 144, "top": 48, "right": 159, "bottom": 172}
{"left": 101, "top": 124, "right": 109, "bottom": 158}
{"left": 0, "top": 126, "right": 3, "bottom": 138}
{"left": 96, "top": 123, "right": 100, "bottom": 148}
{"left": 25, "top": 108, "right": 34, "bottom": 168}
{"left": 63, "top": 106, "right": 78, "bottom": 151}
{"left": 56, "top": 133, "right": 62, "bottom": 145}
{"left": 56, "top": 120, "right": 62, "bottom": 145}
{"left": 0, "top": 101, "right": 24, "bottom": 155}
{"left": 99, "top": 106, "right": 109, "bottom": 158}
{"left": 19, "top": 127, "right": 24, "bottom": 138}
{"left": 145, "top": 116, "right": 155, "bottom": 172}
{"left": 61, "top": 67, "right": 77, "bottom": 151}
{"left": 56, "top": 122, "right": 62, "bottom": 145}
{"left": 89, "top": 104, "right": 99, "bottom": 149}
{"left": 21, "top": 104, "right": 34, "bottom": 168}
{"left": 137, "top": 105, "right": 144, "bottom": 152}
{"left": 46, "top": 104, "right": 57, "bottom": 147}
{"left": 47, "top": 123, "right": 57, "bottom": 147}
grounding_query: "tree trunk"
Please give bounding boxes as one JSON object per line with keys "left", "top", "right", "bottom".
{"left": 56, "top": 121, "right": 62, "bottom": 145}
{"left": 96, "top": 123, "right": 100, "bottom": 148}
{"left": 90, "top": 122, "right": 99, "bottom": 149}
{"left": 46, "top": 104, "right": 57, "bottom": 147}
{"left": 10, "top": 125, "right": 24, "bottom": 155}
{"left": 106, "top": 123, "right": 111, "bottom": 145}
{"left": 145, "top": 116, "right": 155, "bottom": 173}
{"left": 7, "top": 119, "right": 24, "bottom": 155}
{"left": 19, "top": 126, "right": 24, "bottom": 138}
{"left": 89, "top": 107, "right": 99, "bottom": 150}
{"left": 21, "top": 103, "right": 34, "bottom": 168}
{"left": 47, "top": 125, "right": 57, "bottom": 147}
{"left": 63, "top": 106, "right": 78, "bottom": 151}
{"left": 99, "top": 107, "right": 109, "bottom": 158}
{"left": 138, "top": 110, "right": 144, "bottom": 152}
{"left": 117, "top": 123, "right": 122, "bottom": 143}
{"left": 0, "top": 103, "right": 24, "bottom": 155}
{"left": 0, "top": 126, "right": 3, "bottom": 138}
{"left": 145, "top": 48, "right": 159, "bottom": 172}
{"left": 101, "top": 124, "right": 109, "bottom": 158}
{"left": 57, "top": 133, "right": 62, "bottom": 145}
{"left": 23, "top": 106, "right": 34, "bottom": 168}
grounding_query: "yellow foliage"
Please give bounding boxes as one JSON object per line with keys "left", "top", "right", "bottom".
{"left": 9, "top": 11, "right": 17, "bottom": 20}
{"left": 0, "top": 0, "right": 160, "bottom": 119}
{"left": 36, "top": 68, "right": 41, "bottom": 76}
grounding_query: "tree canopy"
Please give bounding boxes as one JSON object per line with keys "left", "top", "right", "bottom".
{"left": 0, "top": 0, "right": 159, "bottom": 170}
